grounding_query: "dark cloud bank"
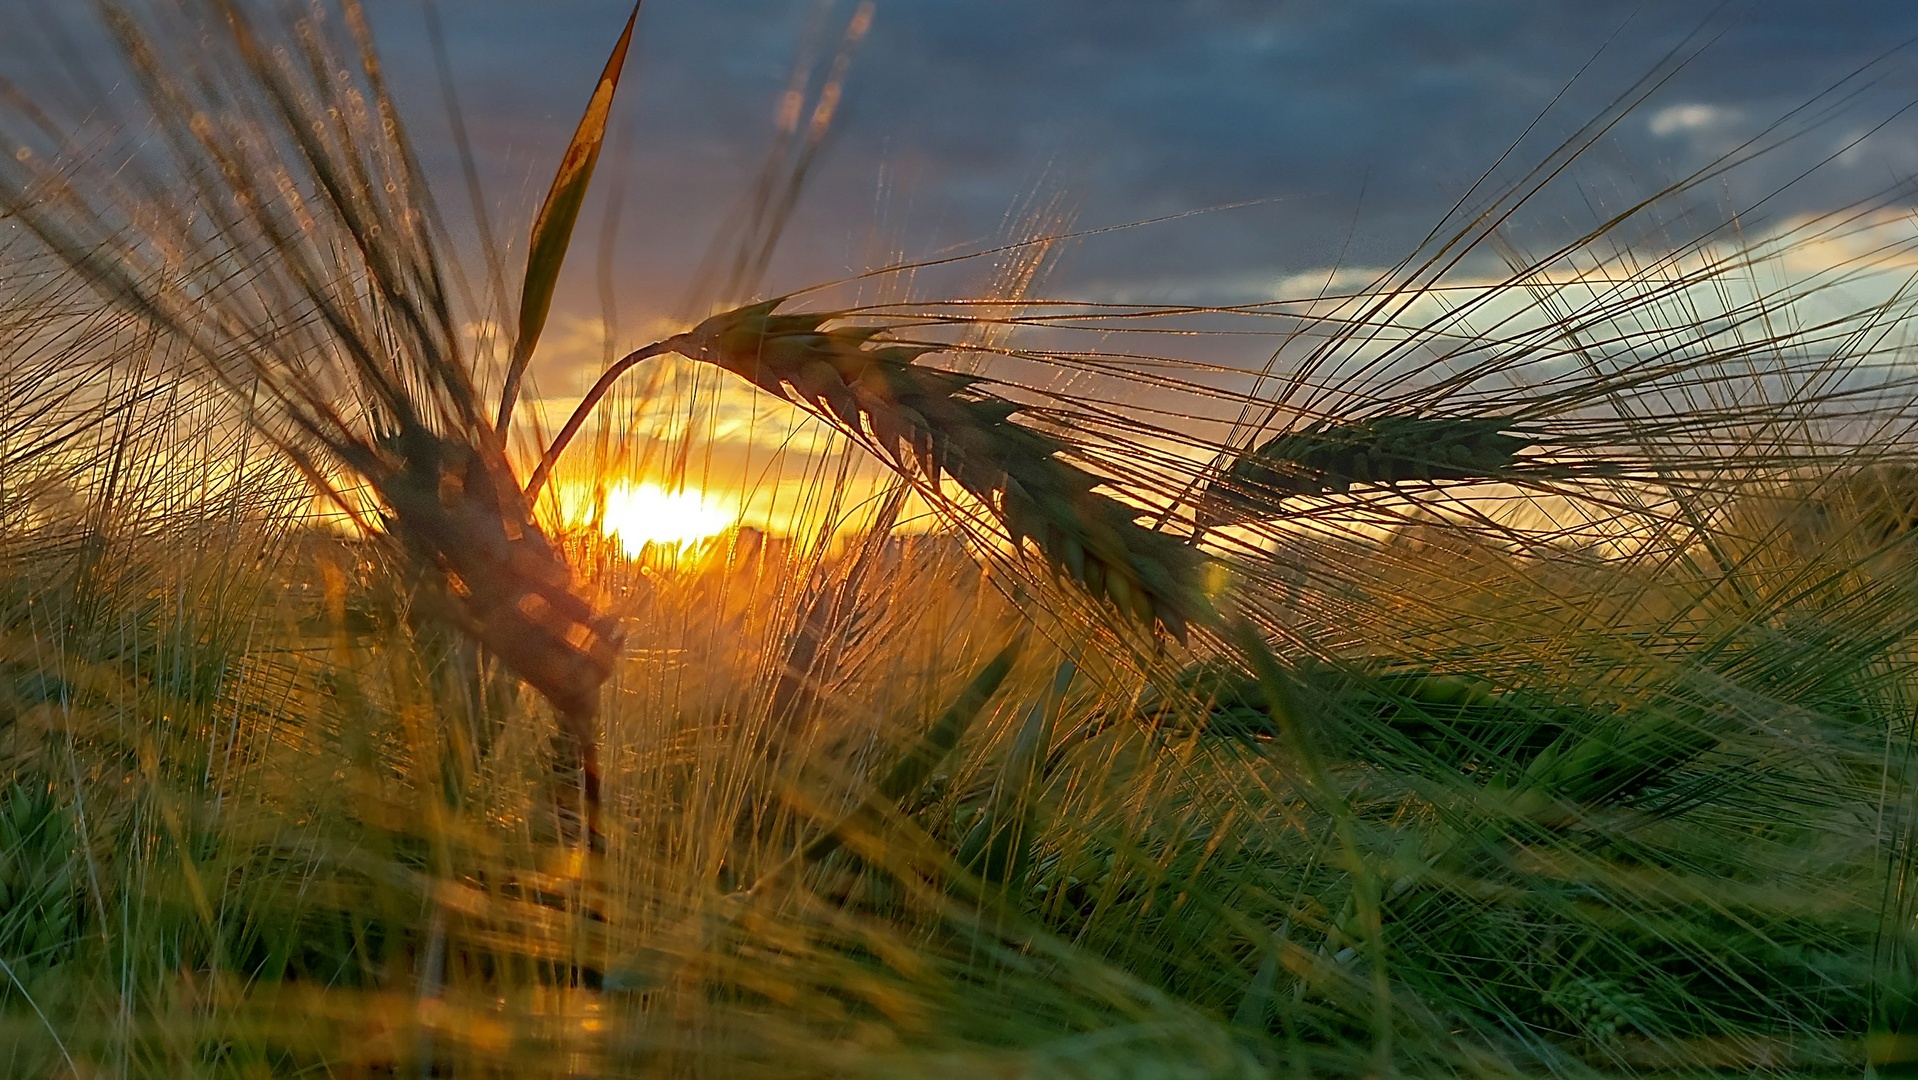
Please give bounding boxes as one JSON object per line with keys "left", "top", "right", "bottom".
{"left": 11, "top": 1, "right": 1918, "bottom": 370}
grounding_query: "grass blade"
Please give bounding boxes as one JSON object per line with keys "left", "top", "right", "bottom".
{"left": 960, "top": 657, "right": 1075, "bottom": 888}
{"left": 495, "top": 0, "right": 642, "bottom": 432}
{"left": 805, "top": 636, "right": 1024, "bottom": 862}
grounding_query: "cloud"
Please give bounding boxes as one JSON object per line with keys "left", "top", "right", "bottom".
{"left": 1647, "top": 103, "right": 1739, "bottom": 138}
{"left": 27, "top": 0, "right": 1907, "bottom": 379}
{"left": 331, "top": 0, "right": 1918, "bottom": 308}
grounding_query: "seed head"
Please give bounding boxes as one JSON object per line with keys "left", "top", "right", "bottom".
{"left": 1202, "top": 415, "right": 1534, "bottom": 526}
{"left": 676, "top": 301, "right": 1214, "bottom": 640}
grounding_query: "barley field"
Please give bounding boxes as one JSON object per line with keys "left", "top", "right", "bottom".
{"left": 3, "top": 2, "right": 1918, "bottom": 1077}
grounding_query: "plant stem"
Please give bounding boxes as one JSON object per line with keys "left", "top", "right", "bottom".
{"left": 523, "top": 337, "right": 680, "bottom": 502}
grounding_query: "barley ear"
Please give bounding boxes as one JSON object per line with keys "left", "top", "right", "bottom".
{"left": 1202, "top": 414, "right": 1539, "bottom": 525}
{"left": 363, "top": 426, "right": 623, "bottom": 849}
{"left": 675, "top": 300, "right": 1216, "bottom": 641}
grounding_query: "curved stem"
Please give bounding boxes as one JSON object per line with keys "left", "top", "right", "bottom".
{"left": 523, "top": 337, "right": 681, "bottom": 502}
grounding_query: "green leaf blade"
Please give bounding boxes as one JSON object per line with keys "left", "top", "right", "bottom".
{"left": 496, "top": 1, "right": 642, "bottom": 431}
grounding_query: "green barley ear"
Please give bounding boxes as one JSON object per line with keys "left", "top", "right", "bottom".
{"left": 673, "top": 300, "right": 1216, "bottom": 640}
{"left": 495, "top": 1, "right": 643, "bottom": 431}
{"left": 1202, "top": 414, "right": 1557, "bottom": 525}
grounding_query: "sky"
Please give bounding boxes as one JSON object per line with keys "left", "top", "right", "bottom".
{"left": 307, "top": 0, "right": 1918, "bottom": 392}
{"left": 8, "top": 0, "right": 1918, "bottom": 387}
{"left": 8, "top": 0, "right": 1918, "bottom": 530}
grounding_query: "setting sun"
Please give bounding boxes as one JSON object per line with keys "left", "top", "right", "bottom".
{"left": 601, "top": 482, "right": 736, "bottom": 556}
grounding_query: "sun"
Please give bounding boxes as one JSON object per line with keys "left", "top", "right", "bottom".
{"left": 601, "top": 482, "right": 736, "bottom": 556}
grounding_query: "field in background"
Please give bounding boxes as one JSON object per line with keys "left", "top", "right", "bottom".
{"left": 5, "top": 406, "right": 1915, "bottom": 1076}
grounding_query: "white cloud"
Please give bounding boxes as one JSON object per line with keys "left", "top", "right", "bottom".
{"left": 1648, "top": 103, "right": 1738, "bottom": 138}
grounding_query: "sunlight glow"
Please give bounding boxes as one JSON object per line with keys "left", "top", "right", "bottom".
{"left": 602, "top": 483, "right": 735, "bottom": 555}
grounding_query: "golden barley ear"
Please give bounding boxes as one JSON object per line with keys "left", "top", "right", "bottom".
{"left": 672, "top": 300, "right": 1215, "bottom": 641}
{"left": 348, "top": 422, "right": 622, "bottom": 850}
{"left": 372, "top": 433, "right": 622, "bottom": 718}
{"left": 0, "top": 0, "right": 629, "bottom": 742}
